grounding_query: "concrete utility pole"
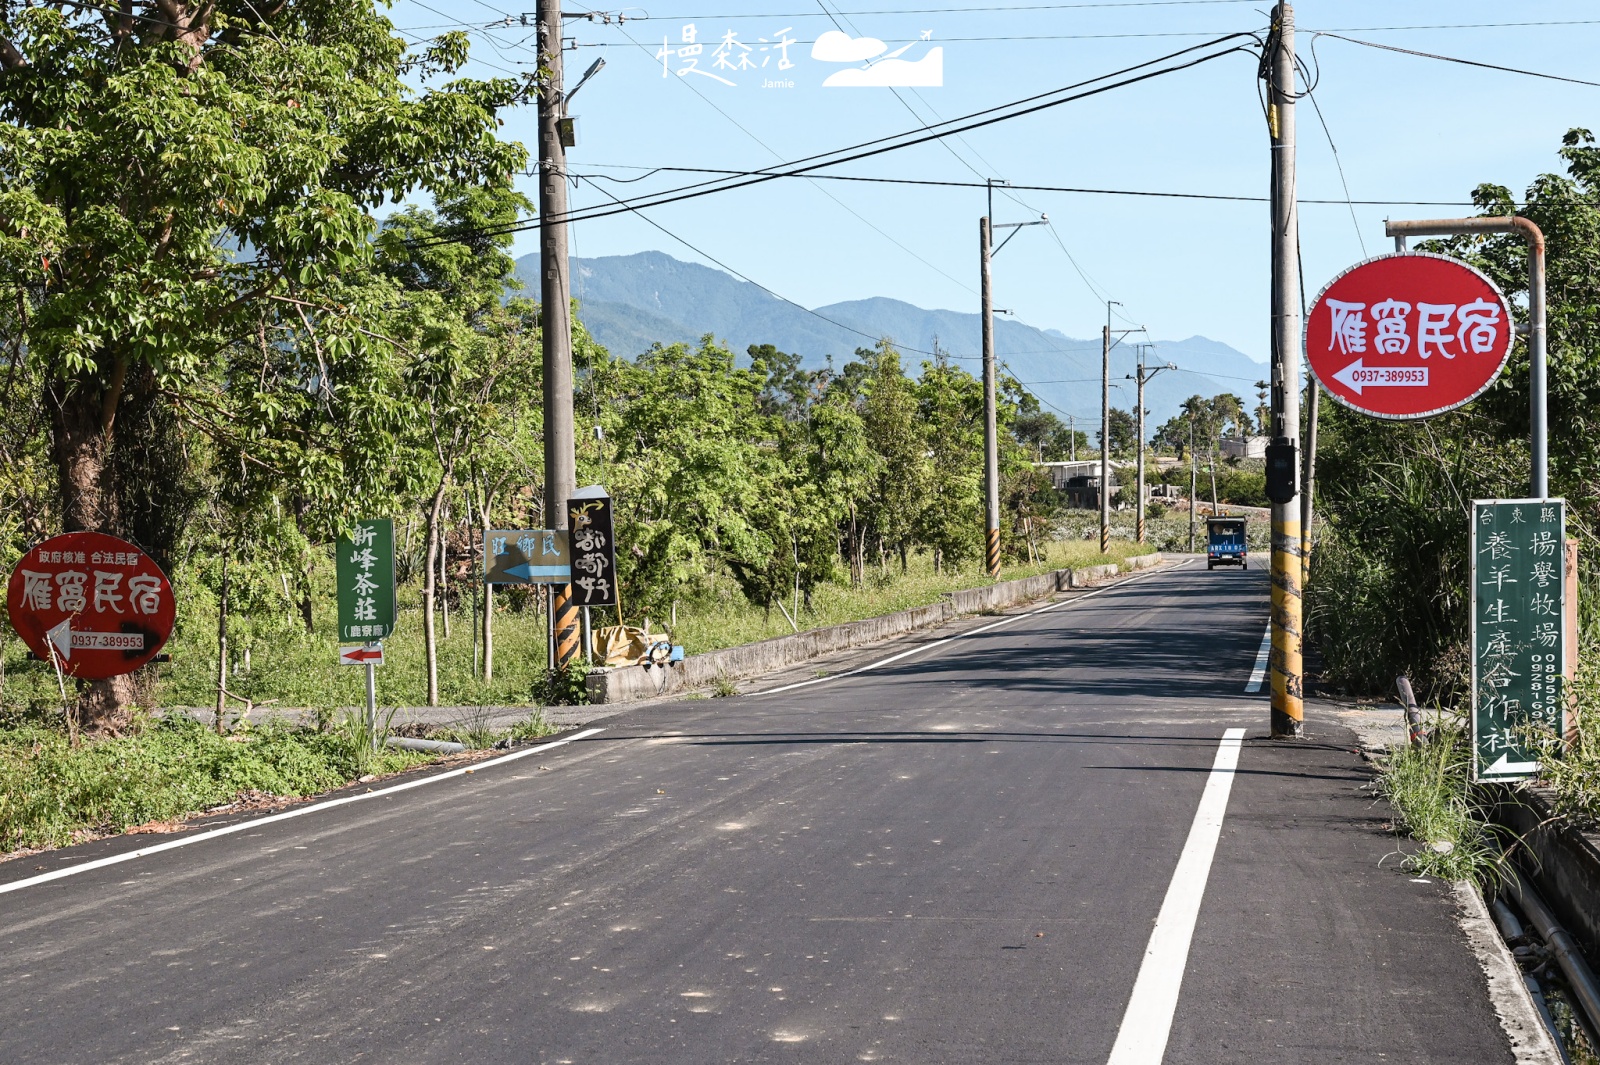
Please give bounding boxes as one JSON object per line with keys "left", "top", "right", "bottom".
{"left": 1100, "top": 306, "right": 1115, "bottom": 554}
{"left": 1188, "top": 416, "right": 1197, "bottom": 552}
{"left": 1267, "top": 2, "right": 1304, "bottom": 739}
{"left": 980, "top": 215, "right": 1000, "bottom": 578}
{"left": 1129, "top": 346, "right": 1175, "bottom": 544}
{"left": 979, "top": 186, "right": 1046, "bottom": 578}
{"left": 538, "top": 0, "right": 580, "bottom": 667}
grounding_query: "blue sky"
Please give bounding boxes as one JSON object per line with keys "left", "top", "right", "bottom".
{"left": 389, "top": 0, "right": 1600, "bottom": 365}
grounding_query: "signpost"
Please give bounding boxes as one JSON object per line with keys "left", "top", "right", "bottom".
{"left": 336, "top": 519, "right": 395, "bottom": 749}
{"left": 484, "top": 529, "right": 570, "bottom": 584}
{"left": 1471, "top": 499, "right": 1566, "bottom": 781}
{"left": 1305, "top": 252, "right": 1513, "bottom": 421}
{"left": 6, "top": 532, "right": 176, "bottom": 680}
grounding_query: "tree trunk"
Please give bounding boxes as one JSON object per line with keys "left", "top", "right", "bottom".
{"left": 215, "top": 553, "right": 229, "bottom": 734}
{"left": 478, "top": 484, "right": 494, "bottom": 683}
{"left": 422, "top": 479, "right": 447, "bottom": 707}
{"left": 50, "top": 372, "right": 132, "bottom": 733}
{"left": 439, "top": 504, "right": 452, "bottom": 639}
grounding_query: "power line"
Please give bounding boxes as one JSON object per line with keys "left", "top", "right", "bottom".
{"left": 403, "top": 33, "right": 1256, "bottom": 247}
{"left": 577, "top": 164, "right": 1486, "bottom": 207}
{"left": 1315, "top": 32, "right": 1600, "bottom": 89}
{"left": 625, "top": 1, "right": 1265, "bottom": 18}
{"left": 601, "top": 10, "right": 978, "bottom": 295}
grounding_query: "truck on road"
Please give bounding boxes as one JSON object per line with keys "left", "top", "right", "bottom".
{"left": 1206, "top": 516, "right": 1248, "bottom": 570}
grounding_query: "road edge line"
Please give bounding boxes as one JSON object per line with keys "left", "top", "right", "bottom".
{"left": 1105, "top": 727, "right": 1246, "bottom": 1065}
{"left": 0, "top": 727, "right": 605, "bottom": 897}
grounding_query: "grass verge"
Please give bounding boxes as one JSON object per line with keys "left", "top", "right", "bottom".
{"left": 1375, "top": 717, "right": 1511, "bottom": 889}
{"left": 0, "top": 712, "right": 440, "bottom": 854}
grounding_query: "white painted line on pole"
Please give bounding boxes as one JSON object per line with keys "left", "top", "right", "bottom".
{"left": 0, "top": 728, "right": 606, "bottom": 897}
{"left": 1105, "top": 727, "right": 1246, "bottom": 1065}
{"left": 758, "top": 561, "right": 1181, "bottom": 697}
{"left": 1244, "top": 624, "right": 1272, "bottom": 693}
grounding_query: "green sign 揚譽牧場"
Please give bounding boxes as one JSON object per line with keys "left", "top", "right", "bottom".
{"left": 1471, "top": 498, "right": 1566, "bottom": 781}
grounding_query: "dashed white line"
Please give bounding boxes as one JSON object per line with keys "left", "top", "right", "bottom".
{"left": 1105, "top": 727, "right": 1246, "bottom": 1065}
{"left": 1244, "top": 624, "right": 1272, "bottom": 693}
{"left": 0, "top": 728, "right": 605, "bottom": 897}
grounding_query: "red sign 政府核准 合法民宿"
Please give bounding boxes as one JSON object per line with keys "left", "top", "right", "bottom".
{"left": 5, "top": 532, "right": 176, "bottom": 680}
{"left": 1305, "top": 252, "right": 1514, "bottom": 420}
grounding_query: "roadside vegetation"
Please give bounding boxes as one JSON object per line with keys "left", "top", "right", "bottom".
{"left": 1375, "top": 718, "right": 1510, "bottom": 887}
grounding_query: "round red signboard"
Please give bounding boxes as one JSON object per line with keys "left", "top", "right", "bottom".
{"left": 1305, "top": 252, "right": 1514, "bottom": 420}
{"left": 6, "top": 532, "right": 176, "bottom": 680}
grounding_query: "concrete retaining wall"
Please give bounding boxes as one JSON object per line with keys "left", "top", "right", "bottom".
{"left": 1497, "top": 790, "right": 1600, "bottom": 965}
{"left": 588, "top": 553, "right": 1162, "bottom": 705}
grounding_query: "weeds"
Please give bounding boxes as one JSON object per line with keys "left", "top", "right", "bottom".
{"left": 711, "top": 673, "right": 738, "bottom": 698}
{"left": 1376, "top": 718, "right": 1512, "bottom": 889}
{"left": 0, "top": 713, "right": 432, "bottom": 853}
{"left": 541, "top": 664, "right": 590, "bottom": 706}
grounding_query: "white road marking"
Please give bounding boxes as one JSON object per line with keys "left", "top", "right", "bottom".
{"left": 0, "top": 728, "right": 605, "bottom": 897}
{"left": 757, "top": 561, "right": 1183, "bottom": 697}
{"left": 1244, "top": 624, "right": 1272, "bottom": 693}
{"left": 1105, "top": 727, "right": 1246, "bottom": 1065}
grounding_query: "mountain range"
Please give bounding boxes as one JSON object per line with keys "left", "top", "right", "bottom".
{"left": 513, "top": 250, "right": 1268, "bottom": 432}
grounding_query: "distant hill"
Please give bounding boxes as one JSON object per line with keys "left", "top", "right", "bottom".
{"left": 516, "top": 250, "right": 1268, "bottom": 430}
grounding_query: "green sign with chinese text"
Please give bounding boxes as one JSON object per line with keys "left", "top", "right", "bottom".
{"left": 1471, "top": 498, "right": 1565, "bottom": 781}
{"left": 336, "top": 519, "right": 395, "bottom": 643}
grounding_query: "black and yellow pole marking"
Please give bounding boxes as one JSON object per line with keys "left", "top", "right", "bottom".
{"left": 553, "top": 582, "right": 582, "bottom": 668}
{"left": 1270, "top": 517, "right": 1304, "bottom": 738}
{"left": 985, "top": 526, "right": 1001, "bottom": 578}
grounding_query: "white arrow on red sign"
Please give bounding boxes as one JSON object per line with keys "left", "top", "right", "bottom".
{"left": 1330, "top": 358, "right": 1430, "bottom": 396}
{"left": 44, "top": 618, "right": 148, "bottom": 661}
{"left": 339, "top": 643, "right": 384, "bottom": 666}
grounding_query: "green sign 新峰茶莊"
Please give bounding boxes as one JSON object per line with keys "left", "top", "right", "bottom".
{"left": 337, "top": 519, "right": 395, "bottom": 642}
{"left": 1471, "top": 499, "right": 1566, "bottom": 781}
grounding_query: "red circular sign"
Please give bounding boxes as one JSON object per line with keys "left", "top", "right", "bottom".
{"left": 1305, "top": 252, "right": 1513, "bottom": 420}
{"left": 6, "top": 532, "right": 176, "bottom": 679}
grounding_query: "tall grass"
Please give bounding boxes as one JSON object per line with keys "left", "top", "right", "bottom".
{"left": 0, "top": 712, "right": 433, "bottom": 852}
{"left": 1377, "top": 719, "right": 1511, "bottom": 888}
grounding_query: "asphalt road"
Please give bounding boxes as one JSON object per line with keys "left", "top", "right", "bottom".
{"left": 0, "top": 560, "right": 1515, "bottom": 1064}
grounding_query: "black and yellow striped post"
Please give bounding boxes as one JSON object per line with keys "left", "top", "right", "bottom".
{"left": 985, "top": 526, "right": 1001, "bottom": 579}
{"left": 552, "top": 582, "right": 581, "bottom": 669}
{"left": 1270, "top": 518, "right": 1304, "bottom": 737}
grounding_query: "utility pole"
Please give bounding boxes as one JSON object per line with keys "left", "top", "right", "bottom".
{"left": 980, "top": 214, "right": 1000, "bottom": 579}
{"left": 539, "top": 0, "right": 580, "bottom": 668}
{"left": 979, "top": 183, "right": 1047, "bottom": 578}
{"left": 1266, "top": 2, "right": 1303, "bottom": 739}
{"left": 1188, "top": 416, "right": 1197, "bottom": 552}
{"left": 1128, "top": 345, "right": 1175, "bottom": 544}
{"left": 1069, "top": 414, "right": 1076, "bottom": 462}
{"left": 1100, "top": 306, "right": 1114, "bottom": 554}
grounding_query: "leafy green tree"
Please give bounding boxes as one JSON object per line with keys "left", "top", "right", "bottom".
{"left": 1097, "top": 408, "right": 1138, "bottom": 457}
{"left": 858, "top": 342, "right": 926, "bottom": 573}
{"left": 0, "top": 3, "right": 526, "bottom": 727}
{"left": 916, "top": 354, "right": 983, "bottom": 572}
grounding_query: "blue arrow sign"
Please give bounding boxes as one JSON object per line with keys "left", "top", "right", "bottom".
{"left": 505, "top": 562, "right": 571, "bottom": 581}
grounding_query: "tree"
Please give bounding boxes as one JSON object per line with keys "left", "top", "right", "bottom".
{"left": 1097, "top": 408, "right": 1137, "bottom": 457}
{"left": 0, "top": 4, "right": 527, "bottom": 728}
{"left": 916, "top": 354, "right": 983, "bottom": 573}
{"left": 379, "top": 187, "right": 533, "bottom": 706}
{"left": 858, "top": 341, "right": 926, "bottom": 573}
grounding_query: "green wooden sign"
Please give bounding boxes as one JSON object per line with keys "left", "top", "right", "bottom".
{"left": 1471, "top": 498, "right": 1566, "bottom": 781}
{"left": 336, "top": 518, "right": 395, "bottom": 643}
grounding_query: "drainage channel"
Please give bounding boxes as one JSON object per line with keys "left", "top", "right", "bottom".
{"left": 1494, "top": 870, "right": 1600, "bottom": 1064}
